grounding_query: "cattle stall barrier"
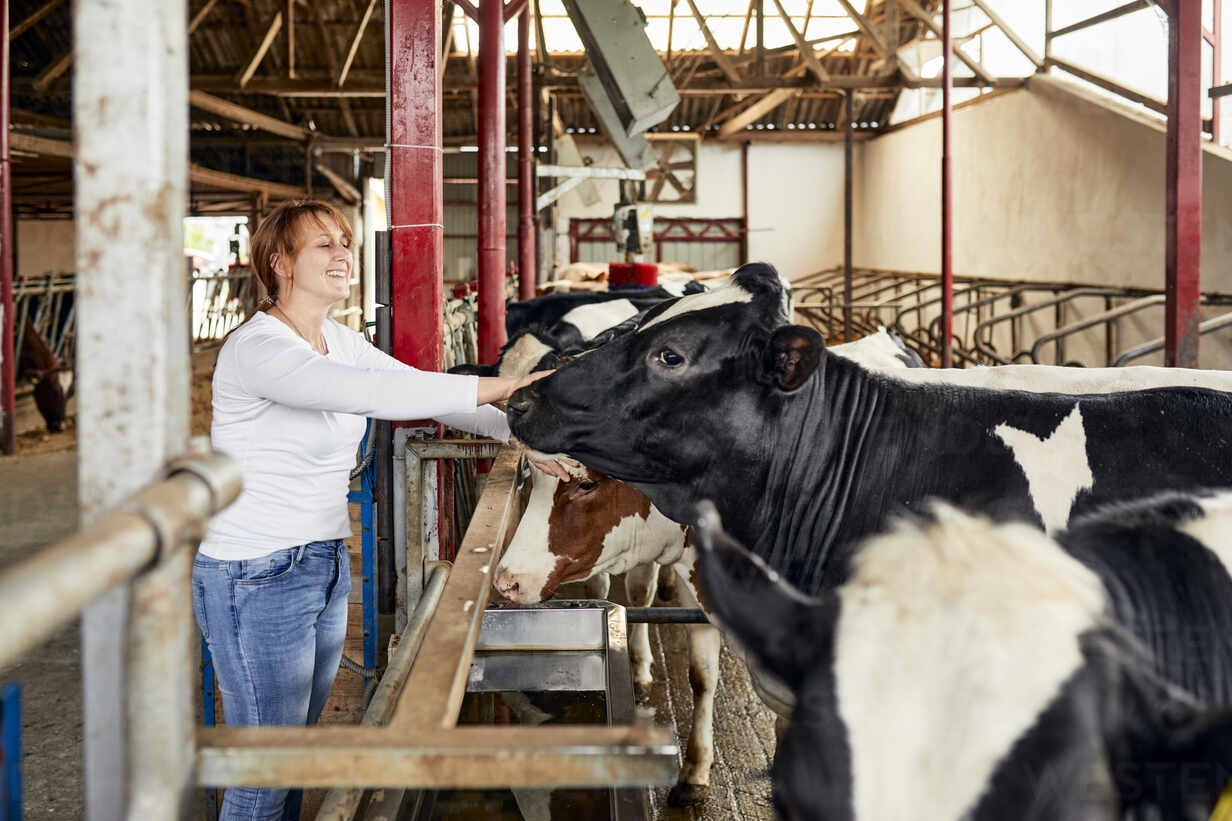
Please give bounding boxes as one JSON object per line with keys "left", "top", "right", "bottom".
{"left": 568, "top": 217, "right": 744, "bottom": 271}
{"left": 10, "top": 267, "right": 258, "bottom": 373}
{"left": 189, "top": 269, "right": 257, "bottom": 344}
{"left": 199, "top": 447, "right": 677, "bottom": 815}
{"left": 792, "top": 266, "right": 1232, "bottom": 367}
{"left": 12, "top": 274, "right": 75, "bottom": 371}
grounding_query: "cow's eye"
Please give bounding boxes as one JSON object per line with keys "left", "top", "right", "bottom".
{"left": 567, "top": 480, "right": 599, "bottom": 501}
{"left": 655, "top": 348, "right": 684, "bottom": 368}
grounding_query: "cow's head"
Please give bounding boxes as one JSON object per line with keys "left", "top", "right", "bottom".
{"left": 692, "top": 501, "right": 1232, "bottom": 821}
{"left": 449, "top": 327, "right": 560, "bottom": 379}
{"left": 32, "top": 367, "right": 73, "bottom": 433}
{"left": 506, "top": 262, "right": 821, "bottom": 523}
{"left": 494, "top": 466, "right": 685, "bottom": 604}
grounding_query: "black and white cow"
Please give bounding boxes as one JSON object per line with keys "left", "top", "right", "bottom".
{"left": 493, "top": 327, "right": 922, "bottom": 806}
{"left": 504, "top": 285, "right": 699, "bottom": 340}
{"left": 453, "top": 297, "right": 653, "bottom": 378}
{"left": 692, "top": 495, "right": 1232, "bottom": 821}
{"left": 506, "top": 262, "right": 1232, "bottom": 598}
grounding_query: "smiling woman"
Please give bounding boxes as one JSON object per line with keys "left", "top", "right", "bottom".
{"left": 195, "top": 199, "right": 550, "bottom": 821}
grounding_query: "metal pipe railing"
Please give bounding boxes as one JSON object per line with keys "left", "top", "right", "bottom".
{"left": 970, "top": 287, "right": 1132, "bottom": 364}
{"left": 1115, "top": 309, "right": 1232, "bottom": 366}
{"left": 0, "top": 448, "right": 240, "bottom": 671}
{"left": 1029, "top": 294, "right": 1166, "bottom": 364}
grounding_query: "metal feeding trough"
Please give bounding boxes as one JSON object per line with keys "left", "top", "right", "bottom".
{"left": 405, "top": 601, "right": 650, "bottom": 821}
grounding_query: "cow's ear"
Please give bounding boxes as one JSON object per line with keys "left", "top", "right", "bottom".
{"left": 692, "top": 501, "right": 827, "bottom": 687}
{"left": 765, "top": 325, "right": 824, "bottom": 391}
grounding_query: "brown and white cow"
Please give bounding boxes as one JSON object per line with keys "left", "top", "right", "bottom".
{"left": 19, "top": 318, "right": 73, "bottom": 433}
{"left": 494, "top": 328, "right": 922, "bottom": 806}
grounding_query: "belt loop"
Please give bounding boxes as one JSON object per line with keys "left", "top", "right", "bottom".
{"left": 296, "top": 543, "right": 307, "bottom": 563}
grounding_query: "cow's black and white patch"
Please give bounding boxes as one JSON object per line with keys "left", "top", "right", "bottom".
{"left": 993, "top": 404, "right": 1093, "bottom": 533}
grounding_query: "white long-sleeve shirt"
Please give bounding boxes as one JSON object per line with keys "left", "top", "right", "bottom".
{"left": 200, "top": 311, "right": 509, "bottom": 560}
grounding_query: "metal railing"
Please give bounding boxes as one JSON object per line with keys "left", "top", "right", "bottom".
{"left": 443, "top": 294, "right": 479, "bottom": 370}
{"left": 11, "top": 268, "right": 261, "bottom": 377}
{"left": 0, "top": 444, "right": 241, "bottom": 670}
{"left": 793, "top": 266, "right": 1232, "bottom": 368}
{"left": 13, "top": 274, "right": 76, "bottom": 369}
{"left": 189, "top": 269, "right": 256, "bottom": 344}
{"left": 1114, "top": 309, "right": 1232, "bottom": 366}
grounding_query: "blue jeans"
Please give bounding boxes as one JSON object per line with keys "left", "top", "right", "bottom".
{"left": 192, "top": 539, "right": 351, "bottom": 821}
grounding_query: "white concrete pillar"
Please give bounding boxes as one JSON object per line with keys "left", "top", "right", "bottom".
{"left": 73, "top": 0, "right": 191, "bottom": 818}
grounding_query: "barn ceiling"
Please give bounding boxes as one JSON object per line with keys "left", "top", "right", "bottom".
{"left": 8, "top": 0, "right": 1029, "bottom": 216}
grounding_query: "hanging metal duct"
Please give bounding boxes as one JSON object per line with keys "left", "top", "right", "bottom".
{"left": 563, "top": 0, "right": 680, "bottom": 139}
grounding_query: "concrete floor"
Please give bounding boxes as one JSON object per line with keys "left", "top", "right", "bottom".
{"left": 640, "top": 623, "right": 778, "bottom": 820}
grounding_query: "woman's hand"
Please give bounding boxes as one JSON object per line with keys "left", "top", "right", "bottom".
{"left": 527, "top": 454, "right": 583, "bottom": 481}
{"left": 476, "top": 369, "right": 552, "bottom": 406}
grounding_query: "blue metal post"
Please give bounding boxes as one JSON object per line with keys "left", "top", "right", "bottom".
{"left": 1, "top": 683, "right": 21, "bottom": 821}
{"left": 200, "top": 638, "right": 218, "bottom": 820}
{"left": 348, "top": 422, "right": 377, "bottom": 687}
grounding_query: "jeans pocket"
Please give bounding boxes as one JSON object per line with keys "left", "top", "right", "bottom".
{"left": 191, "top": 581, "right": 210, "bottom": 641}
{"left": 233, "top": 550, "right": 298, "bottom": 585}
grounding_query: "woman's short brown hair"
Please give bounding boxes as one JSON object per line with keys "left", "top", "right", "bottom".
{"left": 249, "top": 199, "right": 354, "bottom": 305}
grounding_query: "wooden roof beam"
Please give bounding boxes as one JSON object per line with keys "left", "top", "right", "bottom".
{"left": 769, "top": 0, "right": 831, "bottom": 84}
{"left": 11, "top": 0, "right": 65, "bottom": 41}
{"left": 718, "top": 87, "right": 799, "bottom": 138}
{"left": 683, "top": 0, "right": 744, "bottom": 87}
{"left": 190, "top": 164, "right": 307, "bottom": 200}
{"left": 834, "top": 0, "right": 892, "bottom": 59}
{"left": 314, "top": 162, "right": 361, "bottom": 204}
{"left": 236, "top": 10, "right": 283, "bottom": 89}
{"left": 32, "top": 51, "right": 71, "bottom": 94}
{"left": 970, "top": 0, "right": 1043, "bottom": 69}
{"left": 188, "top": 90, "right": 310, "bottom": 141}
{"left": 504, "top": 0, "right": 529, "bottom": 22}
{"left": 9, "top": 132, "right": 308, "bottom": 200}
{"left": 188, "top": 0, "right": 221, "bottom": 36}
{"left": 897, "top": 0, "right": 995, "bottom": 84}
{"left": 337, "top": 0, "right": 379, "bottom": 88}
{"left": 1050, "top": 1, "right": 1150, "bottom": 39}
{"left": 10, "top": 132, "right": 73, "bottom": 159}
{"left": 339, "top": 100, "right": 360, "bottom": 137}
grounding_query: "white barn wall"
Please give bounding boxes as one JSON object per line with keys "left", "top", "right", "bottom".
{"left": 855, "top": 74, "right": 1232, "bottom": 368}
{"left": 553, "top": 139, "right": 845, "bottom": 279}
{"left": 746, "top": 142, "right": 845, "bottom": 277}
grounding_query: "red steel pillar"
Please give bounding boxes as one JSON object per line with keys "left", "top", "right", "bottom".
{"left": 517, "top": 7, "right": 535, "bottom": 301}
{"left": 1166, "top": 1, "right": 1202, "bottom": 367}
{"left": 740, "top": 142, "right": 749, "bottom": 263}
{"left": 478, "top": 0, "right": 507, "bottom": 364}
{"left": 1, "top": 0, "right": 12, "bottom": 455}
{"left": 388, "top": 0, "right": 443, "bottom": 373}
{"left": 940, "top": 0, "right": 954, "bottom": 368}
